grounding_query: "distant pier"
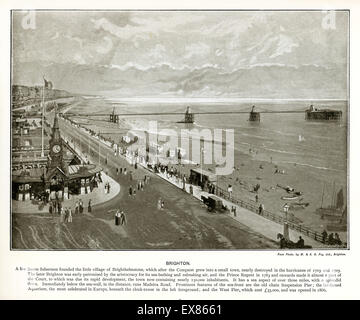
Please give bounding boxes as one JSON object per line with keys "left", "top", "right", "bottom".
{"left": 249, "top": 105, "right": 260, "bottom": 122}
{"left": 305, "top": 105, "right": 342, "bottom": 121}
{"left": 177, "top": 106, "right": 195, "bottom": 124}
{"left": 109, "top": 108, "right": 119, "bottom": 123}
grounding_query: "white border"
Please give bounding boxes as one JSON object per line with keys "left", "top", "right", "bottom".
{"left": 1, "top": 0, "right": 359, "bottom": 300}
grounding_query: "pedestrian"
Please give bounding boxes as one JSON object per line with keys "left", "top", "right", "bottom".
{"left": 116, "top": 168, "right": 119, "bottom": 175}
{"left": 161, "top": 200, "right": 165, "bottom": 210}
{"left": 296, "top": 236, "right": 304, "bottom": 248}
{"left": 133, "top": 189, "right": 136, "bottom": 196}
{"left": 259, "top": 203, "right": 264, "bottom": 215}
{"left": 79, "top": 199, "right": 84, "bottom": 214}
{"left": 68, "top": 208, "right": 73, "bottom": 223}
{"left": 60, "top": 207, "right": 65, "bottom": 223}
{"left": 88, "top": 199, "right": 92, "bottom": 213}
{"left": 108, "top": 183, "right": 111, "bottom": 194}
{"left": 124, "top": 168, "right": 127, "bottom": 176}
{"left": 129, "top": 186, "right": 133, "bottom": 196}
{"left": 57, "top": 200, "right": 62, "bottom": 215}
{"left": 104, "top": 183, "right": 107, "bottom": 194}
{"left": 255, "top": 194, "right": 259, "bottom": 203}
{"left": 115, "top": 210, "right": 121, "bottom": 225}
{"left": 64, "top": 207, "right": 69, "bottom": 222}
{"left": 120, "top": 211, "right": 127, "bottom": 225}
{"left": 52, "top": 200, "right": 57, "bottom": 215}
{"left": 157, "top": 198, "right": 162, "bottom": 210}
{"left": 137, "top": 181, "right": 141, "bottom": 190}
{"left": 322, "top": 229, "right": 328, "bottom": 243}
{"left": 228, "top": 184, "right": 233, "bottom": 198}
{"left": 75, "top": 200, "right": 79, "bottom": 215}
{"left": 120, "top": 167, "right": 123, "bottom": 174}
{"left": 334, "top": 233, "right": 342, "bottom": 245}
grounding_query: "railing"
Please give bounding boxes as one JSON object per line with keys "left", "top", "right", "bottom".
{"left": 213, "top": 185, "right": 323, "bottom": 243}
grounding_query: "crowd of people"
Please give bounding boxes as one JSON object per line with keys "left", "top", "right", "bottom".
{"left": 321, "top": 230, "right": 343, "bottom": 245}
{"left": 45, "top": 186, "right": 93, "bottom": 223}
{"left": 48, "top": 198, "right": 92, "bottom": 224}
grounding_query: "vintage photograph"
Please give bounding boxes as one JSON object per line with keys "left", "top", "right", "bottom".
{"left": 11, "top": 10, "right": 349, "bottom": 250}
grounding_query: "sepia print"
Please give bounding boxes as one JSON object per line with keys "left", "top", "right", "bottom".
{"left": 11, "top": 10, "right": 349, "bottom": 250}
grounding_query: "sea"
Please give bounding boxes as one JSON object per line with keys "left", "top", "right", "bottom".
{"left": 71, "top": 97, "right": 348, "bottom": 188}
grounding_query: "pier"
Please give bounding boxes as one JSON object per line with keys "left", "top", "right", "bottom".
{"left": 64, "top": 105, "right": 342, "bottom": 123}
{"left": 109, "top": 108, "right": 119, "bottom": 123}
{"left": 249, "top": 105, "right": 260, "bottom": 122}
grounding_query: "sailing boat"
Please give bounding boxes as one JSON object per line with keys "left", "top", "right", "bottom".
{"left": 316, "top": 182, "right": 344, "bottom": 218}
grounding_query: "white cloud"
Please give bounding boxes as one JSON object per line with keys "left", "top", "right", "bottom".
{"left": 51, "top": 32, "right": 59, "bottom": 40}
{"left": 74, "top": 53, "right": 86, "bottom": 65}
{"left": 64, "top": 34, "right": 84, "bottom": 48}
{"left": 96, "top": 36, "right": 113, "bottom": 54}
{"left": 92, "top": 14, "right": 205, "bottom": 40}
{"left": 184, "top": 43, "right": 210, "bottom": 59}
{"left": 215, "top": 49, "right": 223, "bottom": 56}
{"left": 269, "top": 34, "right": 299, "bottom": 59}
{"left": 148, "top": 44, "right": 166, "bottom": 59}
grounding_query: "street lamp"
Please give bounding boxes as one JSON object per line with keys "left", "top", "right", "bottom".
{"left": 98, "top": 139, "right": 100, "bottom": 165}
{"left": 283, "top": 203, "right": 290, "bottom": 222}
{"left": 200, "top": 147, "right": 204, "bottom": 183}
{"left": 283, "top": 203, "right": 290, "bottom": 241}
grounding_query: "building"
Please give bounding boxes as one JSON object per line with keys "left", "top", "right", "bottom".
{"left": 12, "top": 108, "right": 102, "bottom": 201}
{"left": 189, "top": 168, "right": 217, "bottom": 186}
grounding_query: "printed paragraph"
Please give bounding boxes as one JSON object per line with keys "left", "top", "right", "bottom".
{"left": 18, "top": 266, "right": 342, "bottom": 294}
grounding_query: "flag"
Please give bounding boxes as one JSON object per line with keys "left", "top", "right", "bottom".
{"left": 43, "top": 77, "right": 53, "bottom": 90}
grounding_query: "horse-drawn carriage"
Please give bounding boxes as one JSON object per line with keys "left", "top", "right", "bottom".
{"left": 277, "top": 233, "right": 312, "bottom": 249}
{"left": 201, "top": 195, "right": 227, "bottom": 213}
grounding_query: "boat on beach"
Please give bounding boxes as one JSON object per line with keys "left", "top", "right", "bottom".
{"left": 281, "top": 195, "right": 301, "bottom": 200}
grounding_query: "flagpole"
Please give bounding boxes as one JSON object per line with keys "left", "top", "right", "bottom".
{"left": 41, "top": 78, "right": 45, "bottom": 157}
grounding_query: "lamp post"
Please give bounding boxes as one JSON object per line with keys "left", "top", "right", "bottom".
{"left": 200, "top": 147, "right": 204, "bottom": 183}
{"left": 98, "top": 139, "right": 100, "bottom": 165}
{"left": 283, "top": 203, "right": 290, "bottom": 222}
{"left": 283, "top": 203, "right": 290, "bottom": 241}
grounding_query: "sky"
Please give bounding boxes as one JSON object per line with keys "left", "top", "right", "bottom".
{"left": 12, "top": 10, "right": 349, "bottom": 99}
